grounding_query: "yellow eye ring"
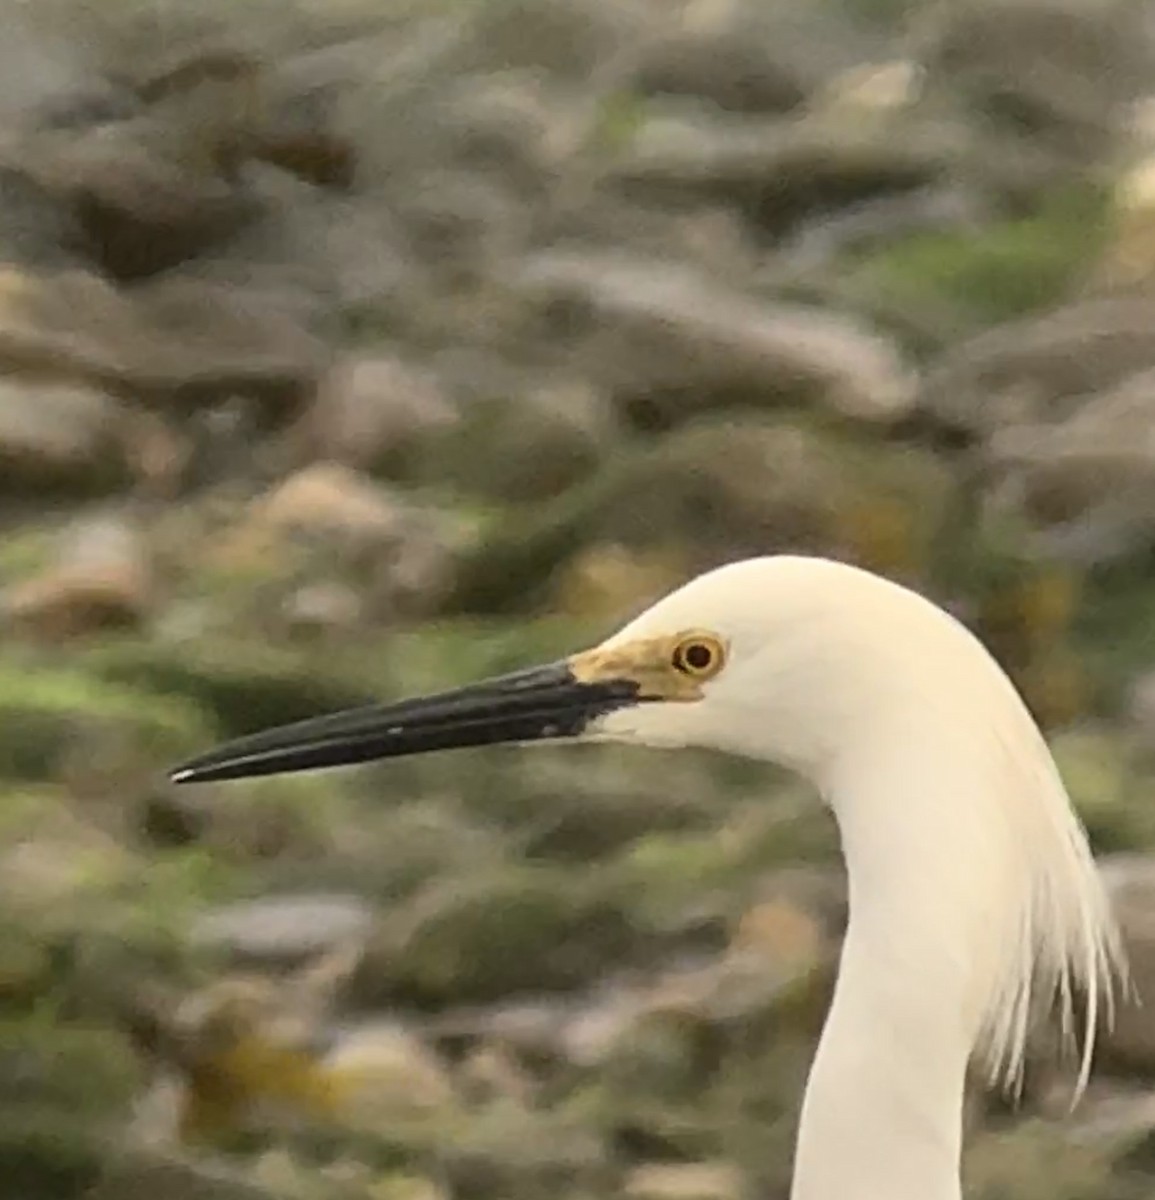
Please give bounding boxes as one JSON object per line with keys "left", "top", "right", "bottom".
{"left": 671, "top": 633, "right": 726, "bottom": 679}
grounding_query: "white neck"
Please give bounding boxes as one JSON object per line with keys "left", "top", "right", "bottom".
{"left": 792, "top": 789, "right": 980, "bottom": 1200}
{"left": 793, "top": 940, "right": 969, "bottom": 1200}
{"left": 790, "top": 713, "right": 1086, "bottom": 1200}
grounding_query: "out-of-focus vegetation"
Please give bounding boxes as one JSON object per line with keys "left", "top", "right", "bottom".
{"left": 0, "top": 0, "right": 1154, "bottom": 1197}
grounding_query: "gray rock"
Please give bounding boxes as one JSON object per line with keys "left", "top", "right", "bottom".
{"left": 192, "top": 893, "right": 375, "bottom": 964}
{"left": 610, "top": 106, "right": 949, "bottom": 225}
{"left": 455, "top": 0, "right": 650, "bottom": 80}
{"left": 917, "top": 0, "right": 1155, "bottom": 157}
{"left": 90, "top": 1153, "right": 282, "bottom": 1200}
{"left": 634, "top": 0, "right": 886, "bottom": 115}
{"left": 1129, "top": 673, "right": 1155, "bottom": 746}
{"left": 981, "top": 368, "right": 1155, "bottom": 564}
{"left": 0, "top": 6, "right": 130, "bottom": 129}
{"left": 517, "top": 253, "right": 917, "bottom": 424}
{"left": 188, "top": 165, "right": 414, "bottom": 316}
{"left": 292, "top": 353, "right": 461, "bottom": 474}
{"left": 1096, "top": 855, "right": 1155, "bottom": 1074}
{"left": 921, "top": 297, "right": 1155, "bottom": 441}
{"left": 0, "top": 160, "right": 87, "bottom": 268}
{"left": 0, "top": 266, "right": 328, "bottom": 415}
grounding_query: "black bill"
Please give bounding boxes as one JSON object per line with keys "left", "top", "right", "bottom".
{"left": 170, "top": 661, "right": 641, "bottom": 784}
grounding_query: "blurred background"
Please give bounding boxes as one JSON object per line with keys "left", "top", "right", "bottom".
{"left": 1, "top": 0, "right": 1154, "bottom": 1196}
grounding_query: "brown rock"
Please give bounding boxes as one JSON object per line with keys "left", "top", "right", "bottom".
{"left": 0, "top": 267, "right": 326, "bottom": 415}
{"left": 281, "top": 582, "right": 364, "bottom": 636}
{"left": 237, "top": 462, "right": 410, "bottom": 546}
{"left": 432, "top": 72, "right": 569, "bottom": 186}
{"left": 245, "top": 60, "right": 357, "bottom": 189}
{"left": 32, "top": 119, "right": 257, "bottom": 278}
{"left": 212, "top": 463, "right": 455, "bottom": 615}
{"left": 1096, "top": 155, "right": 1155, "bottom": 292}
{"left": 420, "top": 374, "right": 615, "bottom": 502}
{"left": 2, "top": 514, "right": 152, "bottom": 638}
{"left": 323, "top": 1021, "right": 456, "bottom": 1125}
{"left": 183, "top": 165, "right": 412, "bottom": 317}
{"left": 1096, "top": 855, "right": 1155, "bottom": 1074}
{"left": 133, "top": 45, "right": 260, "bottom": 106}
{"left": 457, "top": 0, "right": 649, "bottom": 80}
{"left": 0, "top": 374, "right": 127, "bottom": 494}
{"left": 296, "top": 354, "right": 460, "bottom": 473}
{"left": 128, "top": 274, "right": 329, "bottom": 412}
{"left": 625, "top": 1162, "right": 746, "bottom": 1200}
{"left": 458, "top": 1042, "right": 536, "bottom": 1106}
{"left": 634, "top": 0, "right": 879, "bottom": 115}
{"left": 135, "top": 40, "right": 356, "bottom": 188}
{"left": 731, "top": 897, "right": 827, "bottom": 974}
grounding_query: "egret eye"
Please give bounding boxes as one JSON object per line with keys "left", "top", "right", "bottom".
{"left": 671, "top": 633, "right": 726, "bottom": 679}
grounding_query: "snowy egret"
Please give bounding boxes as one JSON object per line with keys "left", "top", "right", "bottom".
{"left": 171, "top": 555, "right": 1126, "bottom": 1200}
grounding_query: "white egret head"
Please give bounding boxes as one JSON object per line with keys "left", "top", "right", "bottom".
{"left": 172, "top": 556, "right": 961, "bottom": 785}
{"left": 570, "top": 554, "right": 945, "bottom": 776}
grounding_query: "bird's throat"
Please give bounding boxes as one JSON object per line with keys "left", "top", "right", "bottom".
{"left": 791, "top": 749, "right": 1018, "bottom": 1200}
{"left": 790, "top": 914, "right": 970, "bottom": 1200}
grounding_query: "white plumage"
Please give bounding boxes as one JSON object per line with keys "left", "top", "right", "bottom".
{"left": 592, "top": 557, "right": 1127, "bottom": 1200}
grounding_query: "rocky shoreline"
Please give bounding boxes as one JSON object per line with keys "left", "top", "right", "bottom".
{"left": 0, "top": 1, "right": 1154, "bottom": 1198}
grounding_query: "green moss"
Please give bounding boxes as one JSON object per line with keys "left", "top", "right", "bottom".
{"left": 967, "top": 1117, "right": 1123, "bottom": 1200}
{"left": 0, "top": 1108, "right": 105, "bottom": 1200}
{"left": 1051, "top": 730, "right": 1155, "bottom": 854}
{"left": 0, "top": 1017, "right": 142, "bottom": 1114}
{"left": 607, "top": 790, "right": 835, "bottom": 935}
{"left": 76, "top": 638, "right": 381, "bottom": 740}
{"left": 366, "top": 864, "right": 641, "bottom": 1006}
{"left": 843, "top": 185, "right": 1112, "bottom": 333}
{"left": 382, "top": 617, "right": 605, "bottom": 689}
{"left": 445, "top": 416, "right": 957, "bottom": 615}
{"left": 1070, "top": 565, "right": 1155, "bottom": 710}
{"left": 0, "top": 664, "right": 210, "bottom": 780}
{"left": 99, "top": 847, "right": 240, "bottom": 940}
{"left": 386, "top": 391, "right": 607, "bottom": 505}
{"left": 0, "top": 526, "right": 57, "bottom": 582}
{"left": 0, "top": 1021, "right": 137, "bottom": 1195}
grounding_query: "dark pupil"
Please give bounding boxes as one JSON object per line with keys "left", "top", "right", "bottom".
{"left": 682, "top": 642, "right": 713, "bottom": 671}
